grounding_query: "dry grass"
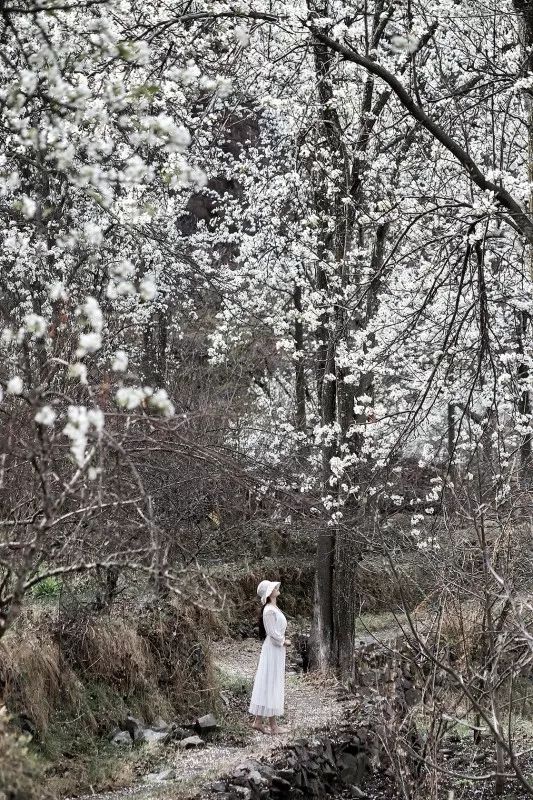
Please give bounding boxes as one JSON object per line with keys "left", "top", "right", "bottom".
{"left": 60, "top": 616, "right": 155, "bottom": 695}
{"left": 207, "top": 557, "right": 315, "bottom": 625}
{"left": 438, "top": 600, "right": 486, "bottom": 670}
{"left": 0, "top": 632, "right": 85, "bottom": 733}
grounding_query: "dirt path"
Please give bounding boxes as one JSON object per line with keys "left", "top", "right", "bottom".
{"left": 70, "top": 638, "right": 352, "bottom": 800}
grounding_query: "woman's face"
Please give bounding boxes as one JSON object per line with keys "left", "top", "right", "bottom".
{"left": 269, "top": 585, "right": 280, "bottom": 600}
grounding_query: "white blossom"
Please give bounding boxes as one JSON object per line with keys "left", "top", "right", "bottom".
{"left": 115, "top": 386, "right": 146, "bottom": 410}
{"left": 111, "top": 350, "right": 129, "bottom": 372}
{"left": 76, "top": 331, "right": 102, "bottom": 356}
{"left": 7, "top": 376, "right": 23, "bottom": 395}
{"left": 76, "top": 296, "right": 103, "bottom": 332}
{"left": 68, "top": 363, "right": 88, "bottom": 384}
{"left": 49, "top": 282, "right": 68, "bottom": 302}
{"left": 23, "top": 313, "right": 47, "bottom": 338}
{"left": 21, "top": 195, "right": 37, "bottom": 219}
{"left": 147, "top": 388, "right": 175, "bottom": 417}
{"left": 139, "top": 276, "right": 157, "bottom": 301}
{"left": 234, "top": 26, "right": 250, "bottom": 47}
{"left": 35, "top": 406, "right": 57, "bottom": 426}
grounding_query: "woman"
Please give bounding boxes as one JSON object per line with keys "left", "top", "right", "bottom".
{"left": 248, "top": 579, "right": 290, "bottom": 735}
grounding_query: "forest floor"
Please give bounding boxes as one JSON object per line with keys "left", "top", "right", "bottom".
{"left": 67, "top": 636, "right": 365, "bottom": 800}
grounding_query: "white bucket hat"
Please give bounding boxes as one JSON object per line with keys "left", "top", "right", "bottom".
{"left": 256, "top": 579, "right": 280, "bottom": 605}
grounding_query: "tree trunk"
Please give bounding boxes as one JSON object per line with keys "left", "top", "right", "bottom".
{"left": 293, "top": 284, "right": 307, "bottom": 435}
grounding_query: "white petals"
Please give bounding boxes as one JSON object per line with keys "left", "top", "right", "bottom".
{"left": 115, "top": 385, "right": 174, "bottom": 416}
{"left": 76, "top": 331, "right": 102, "bottom": 357}
{"left": 0, "top": 329, "right": 13, "bottom": 348}
{"left": 234, "top": 26, "right": 250, "bottom": 47}
{"left": 23, "top": 313, "right": 47, "bottom": 338}
{"left": 76, "top": 296, "right": 103, "bottom": 332}
{"left": 49, "top": 282, "right": 68, "bottom": 302}
{"left": 147, "top": 388, "right": 175, "bottom": 417}
{"left": 21, "top": 195, "right": 37, "bottom": 219}
{"left": 7, "top": 376, "right": 23, "bottom": 395}
{"left": 112, "top": 260, "right": 135, "bottom": 279}
{"left": 111, "top": 350, "right": 128, "bottom": 372}
{"left": 115, "top": 386, "right": 145, "bottom": 410}
{"left": 35, "top": 405, "right": 57, "bottom": 426}
{"left": 87, "top": 408, "right": 105, "bottom": 432}
{"left": 139, "top": 276, "right": 157, "bottom": 301}
{"left": 68, "top": 363, "right": 88, "bottom": 384}
{"left": 63, "top": 405, "right": 103, "bottom": 467}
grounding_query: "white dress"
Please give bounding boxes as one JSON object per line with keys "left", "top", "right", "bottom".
{"left": 248, "top": 605, "right": 287, "bottom": 717}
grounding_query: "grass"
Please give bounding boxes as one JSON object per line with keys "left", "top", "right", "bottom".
{"left": 216, "top": 665, "right": 253, "bottom": 697}
{"left": 354, "top": 609, "right": 408, "bottom": 634}
{"left": 30, "top": 576, "right": 62, "bottom": 600}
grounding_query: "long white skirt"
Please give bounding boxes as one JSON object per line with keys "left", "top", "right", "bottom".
{"left": 248, "top": 637, "right": 286, "bottom": 717}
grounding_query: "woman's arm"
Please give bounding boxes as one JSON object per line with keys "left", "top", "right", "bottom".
{"left": 263, "top": 608, "right": 285, "bottom": 646}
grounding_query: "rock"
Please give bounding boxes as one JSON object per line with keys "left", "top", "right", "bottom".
{"left": 220, "top": 691, "right": 231, "bottom": 707}
{"left": 122, "top": 714, "right": 144, "bottom": 742}
{"left": 196, "top": 712, "right": 218, "bottom": 732}
{"left": 338, "top": 751, "right": 367, "bottom": 785}
{"left": 152, "top": 716, "right": 170, "bottom": 731}
{"left": 256, "top": 763, "right": 276, "bottom": 780}
{"left": 211, "top": 781, "right": 227, "bottom": 793}
{"left": 179, "top": 734, "right": 205, "bottom": 748}
{"left": 141, "top": 728, "right": 169, "bottom": 743}
{"left": 349, "top": 788, "right": 367, "bottom": 798}
{"left": 248, "top": 770, "right": 264, "bottom": 785}
{"left": 271, "top": 775, "right": 291, "bottom": 791}
{"left": 111, "top": 730, "right": 133, "bottom": 746}
{"left": 168, "top": 724, "right": 190, "bottom": 741}
{"left": 277, "top": 769, "right": 295, "bottom": 783}
{"left": 229, "top": 787, "right": 251, "bottom": 800}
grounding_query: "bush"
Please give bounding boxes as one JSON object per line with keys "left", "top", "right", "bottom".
{"left": 0, "top": 709, "right": 49, "bottom": 800}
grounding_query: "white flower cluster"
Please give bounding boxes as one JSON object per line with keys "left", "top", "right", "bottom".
{"left": 75, "top": 296, "right": 103, "bottom": 357}
{"left": 35, "top": 405, "right": 57, "bottom": 427}
{"left": 115, "top": 386, "right": 175, "bottom": 417}
{"left": 63, "top": 405, "right": 104, "bottom": 467}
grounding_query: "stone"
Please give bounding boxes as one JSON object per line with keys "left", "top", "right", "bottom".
{"left": 152, "top": 716, "right": 170, "bottom": 731}
{"left": 277, "top": 769, "right": 295, "bottom": 783}
{"left": 122, "top": 714, "right": 144, "bottom": 742}
{"left": 229, "top": 787, "right": 251, "bottom": 800}
{"left": 211, "top": 781, "right": 227, "bottom": 793}
{"left": 108, "top": 727, "right": 121, "bottom": 741}
{"left": 111, "top": 730, "right": 132, "bottom": 746}
{"left": 179, "top": 734, "right": 205, "bottom": 748}
{"left": 220, "top": 691, "right": 231, "bottom": 707}
{"left": 349, "top": 787, "right": 367, "bottom": 798}
{"left": 271, "top": 775, "right": 291, "bottom": 791}
{"left": 338, "top": 751, "right": 367, "bottom": 785}
{"left": 141, "top": 728, "right": 169, "bottom": 743}
{"left": 257, "top": 764, "right": 276, "bottom": 779}
{"left": 169, "top": 724, "right": 190, "bottom": 741}
{"left": 196, "top": 712, "right": 218, "bottom": 732}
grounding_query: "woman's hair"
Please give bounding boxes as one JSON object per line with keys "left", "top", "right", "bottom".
{"left": 257, "top": 597, "right": 271, "bottom": 640}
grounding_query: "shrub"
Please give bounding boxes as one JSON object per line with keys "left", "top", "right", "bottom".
{"left": 0, "top": 709, "right": 49, "bottom": 800}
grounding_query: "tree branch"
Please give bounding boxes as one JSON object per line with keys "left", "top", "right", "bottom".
{"left": 312, "top": 29, "right": 533, "bottom": 245}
